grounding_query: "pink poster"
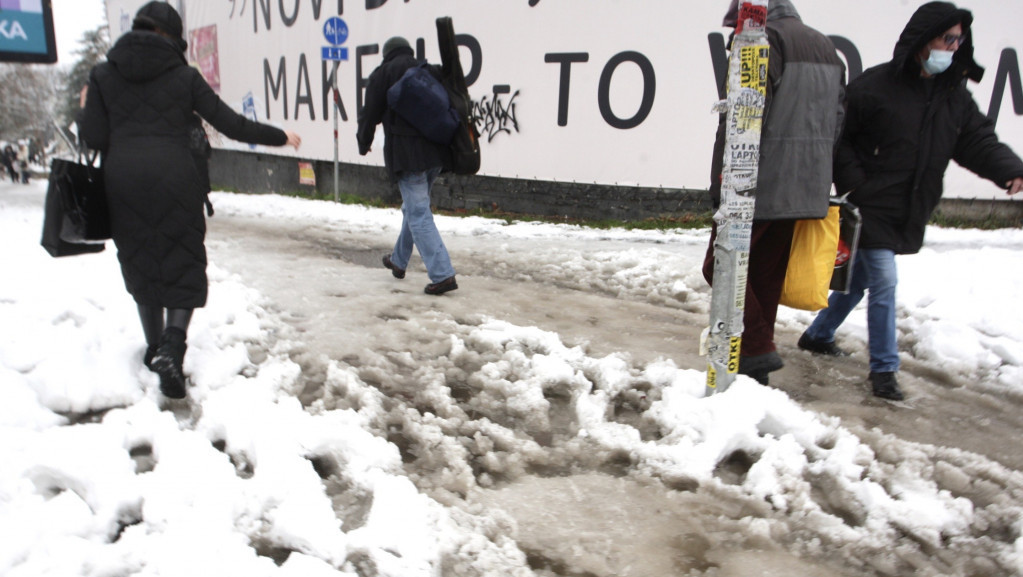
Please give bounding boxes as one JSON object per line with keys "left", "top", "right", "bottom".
{"left": 188, "top": 24, "right": 220, "bottom": 94}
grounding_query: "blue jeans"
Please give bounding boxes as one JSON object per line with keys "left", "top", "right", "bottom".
{"left": 804, "top": 248, "right": 900, "bottom": 373}
{"left": 391, "top": 167, "right": 455, "bottom": 283}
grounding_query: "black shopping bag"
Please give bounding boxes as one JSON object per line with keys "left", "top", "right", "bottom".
{"left": 41, "top": 152, "right": 110, "bottom": 257}
{"left": 829, "top": 195, "right": 861, "bottom": 293}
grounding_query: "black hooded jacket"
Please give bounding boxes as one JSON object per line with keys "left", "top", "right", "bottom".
{"left": 78, "top": 31, "right": 288, "bottom": 308}
{"left": 836, "top": 1, "right": 1023, "bottom": 254}
{"left": 356, "top": 46, "right": 450, "bottom": 179}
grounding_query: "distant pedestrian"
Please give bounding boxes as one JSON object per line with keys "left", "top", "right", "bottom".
{"left": 357, "top": 36, "right": 458, "bottom": 296}
{"left": 797, "top": 2, "right": 1023, "bottom": 401}
{"left": 2, "top": 145, "right": 16, "bottom": 182}
{"left": 77, "top": 1, "right": 302, "bottom": 399}
{"left": 18, "top": 142, "right": 29, "bottom": 183}
{"left": 703, "top": 0, "right": 846, "bottom": 385}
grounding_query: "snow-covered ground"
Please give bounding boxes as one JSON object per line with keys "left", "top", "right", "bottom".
{"left": 3, "top": 178, "right": 1023, "bottom": 577}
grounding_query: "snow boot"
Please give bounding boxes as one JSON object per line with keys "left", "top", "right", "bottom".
{"left": 738, "top": 351, "right": 784, "bottom": 385}
{"left": 143, "top": 345, "right": 158, "bottom": 370}
{"left": 869, "top": 371, "right": 904, "bottom": 401}
{"left": 152, "top": 327, "right": 187, "bottom": 399}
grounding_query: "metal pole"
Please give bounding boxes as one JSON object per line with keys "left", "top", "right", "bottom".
{"left": 332, "top": 62, "right": 340, "bottom": 203}
{"left": 704, "top": 0, "right": 770, "bottom": 396}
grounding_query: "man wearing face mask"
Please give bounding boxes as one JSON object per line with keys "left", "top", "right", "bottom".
{"left": 797, "top": 2, "right": 1023, "bottom": 401}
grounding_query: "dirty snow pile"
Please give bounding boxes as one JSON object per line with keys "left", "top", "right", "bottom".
{"left": 2, "top": 182, "right": 1023, "bottom": 576}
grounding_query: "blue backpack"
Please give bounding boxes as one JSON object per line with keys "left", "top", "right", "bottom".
{"left": 387, "top": 63, "right": 461, "bottom": 145}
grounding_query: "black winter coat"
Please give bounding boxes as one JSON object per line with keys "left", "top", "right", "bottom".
{"left": 78, "top": 31, "right": 288, "bottom": 308}
{"left": 356, "top": 46, "right": 450, "bottom": 179}
{"left": 836, "top": 2, "right": 1023, "bottom": 254}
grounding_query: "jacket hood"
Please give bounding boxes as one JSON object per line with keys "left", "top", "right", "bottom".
{"left": 893, "top": 1, "right": 982, "bottom": 82}
{"left": 767, "top": 0, "right": 801, "bottom": 22}
{"left": 107, "top": 31, "right": 186, "bottom": 83}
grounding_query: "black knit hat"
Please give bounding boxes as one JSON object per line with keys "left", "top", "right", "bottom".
{"left": 382, "top": 36, "right": 410, "bottom": 58}
{"left": 133, "top": 1, "right": 187, "bottom": 51}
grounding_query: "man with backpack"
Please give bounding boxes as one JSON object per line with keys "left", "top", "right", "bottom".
{"left": 357, "top": 36, "right": 458, "bottom": 295}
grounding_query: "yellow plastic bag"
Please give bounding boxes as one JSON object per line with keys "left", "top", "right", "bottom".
{"left": 779, "top": 205, "right": 840, "bottom": 311}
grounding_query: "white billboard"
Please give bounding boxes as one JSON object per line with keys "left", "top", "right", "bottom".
{"left": 103, "top": 0, "right": 1023, "bottom": 200}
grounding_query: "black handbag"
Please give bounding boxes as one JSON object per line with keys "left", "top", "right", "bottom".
{"left": 41, "top": 149, "right": 110, "bottom": 257}
{"left": 828, "top": 195, "right": 862, "bottom": 294}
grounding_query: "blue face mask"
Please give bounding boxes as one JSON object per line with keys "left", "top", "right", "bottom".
{"left": 922, "top": 49, "right": 954, "bottom": 75}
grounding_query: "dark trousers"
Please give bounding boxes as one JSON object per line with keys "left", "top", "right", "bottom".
{"left": 703, "top": 219, "right": 796, "bottom": 357}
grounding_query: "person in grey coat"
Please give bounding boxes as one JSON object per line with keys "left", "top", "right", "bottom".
{"left": 77, "top": 2, "right": 301, "bottom": 399}
{"left": 703, "top": 0, "right": 846, "bottom": 385}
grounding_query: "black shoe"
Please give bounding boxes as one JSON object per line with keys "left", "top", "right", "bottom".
{"left": 143, "top": 345, "right": 158, "bottom": 371}
{"left": 738, "top": 351, "right": 784, "bottom": 385}
{"left": 798, "top": 332, "right": 848, "bottom": 357}
{"left": 424, "top": 276, "right": 458, "bottom": 295}
{"left": 869, "top": 371, "right": 904, "bottom": 401}
{"left": 152, "top": 328, "right": 187, "bottom": 399}
{"left": 382, "top": 255, "right": 405, "bottom": 279}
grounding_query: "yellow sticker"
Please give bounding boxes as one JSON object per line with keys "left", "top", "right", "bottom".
{"left": 727, "top": 337, "right": 741, "bottom": 373}
{"left": 707, "top": 366, "right": 717, "bottom": 389}
{"left": 739, "top": 45, "right": 769, "bottom": 94}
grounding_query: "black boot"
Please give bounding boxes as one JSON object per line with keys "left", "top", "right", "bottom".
{"left": 138, "top": 304, "right": 164, "bottom": 371}
{"left": 143, "top": 345, "right": 158, "bottom": 370}
{"left": 738, "top": 351, "right": 784, "bottom": 385}
{"left": 869, "top": 371, "right": 904, "bottom": 401}
{"left": 152, "top": 327, "right": 187, "bottom": 399}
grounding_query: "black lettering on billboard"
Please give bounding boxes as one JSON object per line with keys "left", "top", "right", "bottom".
{"left": 545, "top": 52, "right": 589, "bottom": 126}
{"left": 709, "top": 32, "right": 728, "bottom": 100}
{"left": 254, "top": 0, "right": 272, "bottom": 32}
{"left": 988, "top": 48, "right": 1023, "bottom": 124}
{"left": 456, "top": 34, "right": 482, "bottom": 87}
{"left": 310, "top": 0, "right": 343, "bottom": 18}
{"left": 598, "top": 51, "right": 655, "bottom": 129}
{"left": 295, "top": 53, "right": 315, "bottom": 120}
{"left": 279, "top": 0, "right": 300, "bottom": 26}
{"left": 264, "top": 57, "right": 288, "bottom": 119}
{"left": 355, "top": 44, "right": 380, "bottom": 115}
{"left": 829, "top": 35, "right": 862, "bottom": 82}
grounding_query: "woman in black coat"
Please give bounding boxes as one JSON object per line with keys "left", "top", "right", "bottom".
{"left": 77, "top": 2, "right": 301, "bottom": 399}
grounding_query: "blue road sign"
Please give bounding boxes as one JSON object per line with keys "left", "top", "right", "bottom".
{"left": 323, "top": 17, "right": 348, "bottom": 46}
{"left": 322, "top": 46, "right": 349, "bottom": 61}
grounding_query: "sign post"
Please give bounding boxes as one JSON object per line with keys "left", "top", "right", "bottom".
{"left": 703, "top": 0, "right": 770, "bottom": 396}
{"left": 321, "top": 16, "right": 349, "bottom": 203}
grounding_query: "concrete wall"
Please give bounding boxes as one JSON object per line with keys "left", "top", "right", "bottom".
{"left": 208, "top": 149, "right": 1022, "bottom": 227}
{"left": 209, "top": 149, "right": 714, "bottom": 221}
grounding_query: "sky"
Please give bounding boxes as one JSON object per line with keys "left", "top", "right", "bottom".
{"left": 3, "top": 173, "right": 1023, "bottom": 576}
{"left": 50, "top": 0, "right": 108, "bottom": 65}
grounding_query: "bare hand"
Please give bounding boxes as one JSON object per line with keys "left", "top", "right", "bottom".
{"left": 79, "top": 85, "right": 88, "bottom": 108}
{"left": 285, "top": 130, "right": 302, "bottom": 149}
{"left": 1007, "top": 177, "right": 1023, "bottom": 196}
